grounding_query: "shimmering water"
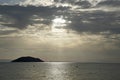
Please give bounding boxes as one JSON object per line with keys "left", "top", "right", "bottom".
{"left": 0, "top": 62, "right": 120, "bottom": 80}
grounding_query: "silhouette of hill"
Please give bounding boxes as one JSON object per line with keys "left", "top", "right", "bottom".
{"left": 11, "top": 56, "right": 44, "bottom": 62}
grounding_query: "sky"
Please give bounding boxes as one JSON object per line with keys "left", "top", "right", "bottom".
{"left": 0, "top": 0, "right": 120, "bottom": 62}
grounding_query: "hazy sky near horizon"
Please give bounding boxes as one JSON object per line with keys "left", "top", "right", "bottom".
{"left": 0, "top": 0, "right": 120, "bottom": 62}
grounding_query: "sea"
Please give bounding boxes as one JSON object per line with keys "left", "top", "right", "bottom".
{"left": 0, "top": 62, "right": 120, "bottom": 80}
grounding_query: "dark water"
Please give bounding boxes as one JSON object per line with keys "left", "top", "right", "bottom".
{"left": 0, "top": 62, "right": 120, "bottom": 80}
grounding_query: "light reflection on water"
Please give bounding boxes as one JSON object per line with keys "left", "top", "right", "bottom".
{"left": 47, "top": 62, "right": 68, "bottom": 80}
{"left": 0, "top": 62, "right": 120, "bottom": 80}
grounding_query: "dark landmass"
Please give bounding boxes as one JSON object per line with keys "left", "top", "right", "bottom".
{"left": 11, "top": 56, "right": 44, "bottom": 62}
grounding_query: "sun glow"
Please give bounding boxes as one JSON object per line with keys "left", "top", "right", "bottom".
{"left": 52, "top": 17, "right": 67, "bottom": 33}
{"left": 52, "top": 18, "right": 66, "bottom": 26}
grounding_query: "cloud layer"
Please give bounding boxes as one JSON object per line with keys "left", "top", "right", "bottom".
{"left": 0, "top": 0, "right": 120, "bottom": 62}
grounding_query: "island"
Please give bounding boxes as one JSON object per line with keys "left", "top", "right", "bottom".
{"left": 11, "top": 56, "right": 44, "bottom": 62}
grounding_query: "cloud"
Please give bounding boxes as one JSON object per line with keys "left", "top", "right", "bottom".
{"left": 0, "top": 0, "right": 120, "bottom": 62}
{"left": 0, "top": 0, "right": 105, "bottom": 8}
{"left": 67, "top": 10, "right": 120, "bottom": 34}
{"left": 0, "top": 0, "right": 120, "bottom": 36}
{"left": 97, "top": 0, "right": 120, "bottom": 7}
{"left": 0, "top": 5, "right": 70, "bottom": 29}
{"left": 0, "top": 30, "right": 120, "bottom": 62}
{"left": 0, "top": 1, "right": 120, "bottom": 35}
{"left": 19, "top": 0, "right": 54, "bottom": 7}
{"left": 0, "top": 25, "right": 18, "bottom": 36}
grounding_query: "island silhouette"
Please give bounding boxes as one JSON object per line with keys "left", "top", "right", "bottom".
{"left": 11, "top": 56, "right": 44, "bottom": 62}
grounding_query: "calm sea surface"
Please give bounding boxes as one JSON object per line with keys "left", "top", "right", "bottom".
{"left": 0, "top": 62, "right": 120, "bottom": 80}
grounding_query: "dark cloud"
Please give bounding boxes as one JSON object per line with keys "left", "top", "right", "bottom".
{"left": 0, "top": 0, "right": 120, "bottom": 34}
{"left": 67, "top": 10, "right": 120, "bottom": 34}
{"left": 0, "top": 5, "right": 70, "bottom": 29}
{"left": 74, "top": 0, "right": 91, "bottom": 8}
{"left": 97, "top": 0, "right": 120, "bottom": 7}
{"left": 0, "top": 30, "right": 17, "bottom": 35}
